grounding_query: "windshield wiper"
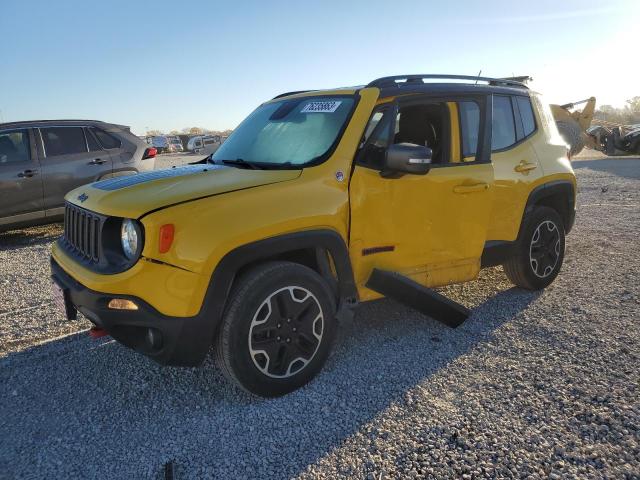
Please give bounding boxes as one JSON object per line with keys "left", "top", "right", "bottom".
{"left": 219, "top": 158, "right": 263, "bottom": 170}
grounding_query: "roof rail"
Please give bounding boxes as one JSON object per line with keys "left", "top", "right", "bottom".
{"left": 272, "top": 90, "right": 314, "bottom": 99}
{"left": 366, "top": 74, "right": 529, "bottom": 89}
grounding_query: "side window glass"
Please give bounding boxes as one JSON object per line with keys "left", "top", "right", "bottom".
{"left": 394, "top": 102, "right": 449, "bottom": 164}
{"left": 358, "top": 109, "right": 392, "bottom": 169}
{"left": 0, "top": 129, "right": 31, "bottom": 164}
{"left": 459, "top": 101, "right": 480, "bottom": 160}
{"left": 41, "top": 127, "right": 87, "bottom": 157}
{"left": 492, "top": 96, "right": 516, "bottom": 150}
{"left": 516, "top": 96, "right": 536, "bottom": 137}
{"left": 92, "top": 128, "right": 121, "bottom": 149}
{"left": 362, "top": 111, "right": 384, "bottom": 143}
{"left": 85, "top": 128, "right": 102, "bottom": 152}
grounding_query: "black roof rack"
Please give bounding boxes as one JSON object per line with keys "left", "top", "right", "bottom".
{"left": 272, "top": 90, "right": 314, "bottom": 99}
{"left": 367, "top": 74, "right": 529, "bottom": 89}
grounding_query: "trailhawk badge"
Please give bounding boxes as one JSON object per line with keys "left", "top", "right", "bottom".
{"left": 77, "top": 193, "right": 88, "bottom": 203}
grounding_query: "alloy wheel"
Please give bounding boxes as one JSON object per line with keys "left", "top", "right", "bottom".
{"left": 248, "top": 286, "right": 323, "bottom": 378}
{"left": 529, "top": 220, "right": 561, "bottom": 278}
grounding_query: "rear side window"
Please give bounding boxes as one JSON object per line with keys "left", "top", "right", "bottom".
{"left": 492, "top": 96, "right": 516, "bottom": 150}
{"left": 459, "top": 101, "right": 480, "bottom": 159}
{"left": 85, "top": 128, "right": 102, "bottom": 152}
{"left": 41, "top": 127, "right": 87, "bottom": 156}
{"left": 92, "top": 128, "right": 121, "bottom": 149}
{"left": 516, "top": 96, "right": 536, "bottom": 137}
{"left": 0, "top": 129, "right": 31, "bottom": 164}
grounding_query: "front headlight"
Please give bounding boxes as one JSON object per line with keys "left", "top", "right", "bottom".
{"left": 120, "top": 219, "right": 141, "bottom": 260}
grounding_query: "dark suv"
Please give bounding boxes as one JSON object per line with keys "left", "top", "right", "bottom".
{"left": 0, "top": 120, "right": 155, "bottom": 232}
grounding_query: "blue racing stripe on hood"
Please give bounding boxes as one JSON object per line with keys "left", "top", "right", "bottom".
{"left": 93, "top": 164, "right": 227, "bottom": 191}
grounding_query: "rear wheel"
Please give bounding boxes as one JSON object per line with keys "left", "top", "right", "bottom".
{"left": 215, "top": 261, "right": 336, "bottom": 397}
{"left": 503, "top": 206, "right": 565, "bottom": 290}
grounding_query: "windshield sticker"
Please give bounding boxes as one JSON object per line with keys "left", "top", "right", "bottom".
{"left": 301, "top": 101, "right": 342, "bottom": 113}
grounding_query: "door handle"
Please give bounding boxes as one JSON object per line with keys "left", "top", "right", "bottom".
{"left": 514, "top": 160, "right": 537, "bottom": 173}
{"left": 18, "top": 169, "right": 38, "bottom": 178}
{"left": 88, "top": 158, "right": 106, "bottom": 165}
{"left": 453, "top": 183, "right": 488, "bottom": 194}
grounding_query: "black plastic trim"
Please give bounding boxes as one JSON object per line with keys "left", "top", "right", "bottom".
{"left": 524, "top": 180, "right": 576, "bottom": 234}
{"left": 365, "top": 268, "right": 470, "bottom": 328}
{"left": 52, "top": 229, "right": 358, "bottom": 367}
{"left": 51, "top": 257, "right": 210, "bottom": 366}
{"left": 481, "top": 240, "right": 515, "bottom": 268}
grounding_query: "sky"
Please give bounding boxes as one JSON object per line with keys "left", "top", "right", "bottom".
{"left": 1, "top": 0, "right": 638, "bottom": 135}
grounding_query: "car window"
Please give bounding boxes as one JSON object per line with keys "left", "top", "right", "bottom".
{"left": 358, "top": 108, "right": 393, "bottom": 169}
{"left": 459, "top": 101, "right": 480, "bottom": 159}
{"left": 41, "top": 127, "right": 87, "bottom": 156}
{"left": 85, "top": 128, "right": 102, "bottom": 152}
{"left": 393, "top": 102, "right": 450, "bottom": 164}
{"left": 516, "top": 96, "right": 536, "bottom": 137}
{"left": 492, "top": 95, "right": 516, "bottom": 150}
{"left": 362, "top": 111, "right": 384, "bottom": 144}
{"left": 92, "top": 128, "right": 121, "bottom": 149}
{"left": 0, "top": 129, "right": 31, "bottom": 164}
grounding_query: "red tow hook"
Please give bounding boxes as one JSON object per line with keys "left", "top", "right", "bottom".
{"left": 89, "top": 326, "right": 109, "bottom": 339}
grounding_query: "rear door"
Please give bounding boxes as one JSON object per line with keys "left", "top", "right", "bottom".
{"left": 0, "top": 128, "right": 44, "bottom": 223}
{"left": 486, "top": 95, "right": 543, "bottom": 241}
{"left": 38, "top": 126, "right": 113, "bottom": 212}
{"left": 88, "top": 126, "right": 131, "bottom": 172}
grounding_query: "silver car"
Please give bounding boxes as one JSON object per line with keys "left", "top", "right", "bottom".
{"left": 0, "top": 120, "right": 155, "bottom": 232}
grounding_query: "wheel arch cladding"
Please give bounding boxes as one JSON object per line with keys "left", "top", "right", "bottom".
{"left": 524, "top": 181, "right": 576, "bottom": 234}
{"left": 202, "top": 229, "right": 357, "bottom": 342}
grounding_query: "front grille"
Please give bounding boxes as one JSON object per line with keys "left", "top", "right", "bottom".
{"left": 63, "top": 203, "right": 102, "bottom": 262}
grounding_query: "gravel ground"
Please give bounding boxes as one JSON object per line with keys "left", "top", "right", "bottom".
{"left": 0, "top": 157, "right": 639, "bottom": 479}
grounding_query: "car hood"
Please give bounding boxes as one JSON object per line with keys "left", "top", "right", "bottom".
{"left": 66, "top": 164, "right": 302, "bottom": 218}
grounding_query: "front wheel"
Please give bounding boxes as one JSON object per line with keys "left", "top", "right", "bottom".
{"left": 215, "top": 261, "right": 336, "bottom": 397}
{"left": 503, "top": 206, "right": 566, "bottom": 290}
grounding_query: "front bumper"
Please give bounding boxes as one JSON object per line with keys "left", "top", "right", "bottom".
{"left": 51, "top": 258, "right": 212, "bottom": 366}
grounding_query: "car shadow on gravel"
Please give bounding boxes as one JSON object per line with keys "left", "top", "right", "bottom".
{"left": 0, "top": 284, "right": 543, "bottom": 478}
{"left": 0, "top": 223, "right": 63, "bottom": 250}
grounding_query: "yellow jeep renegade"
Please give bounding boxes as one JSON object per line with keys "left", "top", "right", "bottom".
{"left": 51, "top": 74, "right": 576, "bottom": 397}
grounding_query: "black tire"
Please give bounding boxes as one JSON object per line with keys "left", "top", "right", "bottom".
{"left": 503, "top": 206, "right": 566, "bottom": 290}
{"left": 556, "top": 120, "right": 585, "bottom": 157}
{"left": 215, "top": 261, "right": 336, "bottom": 397}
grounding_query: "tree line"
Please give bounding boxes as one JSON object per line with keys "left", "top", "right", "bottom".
{"left": 594, "top": 97, "right": 640, "bottom": 125}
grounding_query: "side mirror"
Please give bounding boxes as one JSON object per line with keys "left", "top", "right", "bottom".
{"left": 381, "top": 143, "right": 432, "bottom": 177}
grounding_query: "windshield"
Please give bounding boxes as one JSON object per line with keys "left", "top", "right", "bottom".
{"left": 212, "top": 96, "right": 355, "bottom": 167}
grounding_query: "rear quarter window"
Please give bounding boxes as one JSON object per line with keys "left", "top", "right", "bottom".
{"left": 92, "top": 128, "right": 121, "bottom": 149}
{"left": 516, "top": 96, "right": 536, "bottom": 137}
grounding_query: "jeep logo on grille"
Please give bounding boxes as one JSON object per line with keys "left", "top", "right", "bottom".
{"left": 77, "top": 193, "right": 88, "bottom": 203}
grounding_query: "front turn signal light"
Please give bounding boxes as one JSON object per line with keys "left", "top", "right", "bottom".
{"left": 159, "top": 224, "right": 175, "bottom": 254}
{"left": 108, "top": 298, "right": 139, "bottom": 310}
